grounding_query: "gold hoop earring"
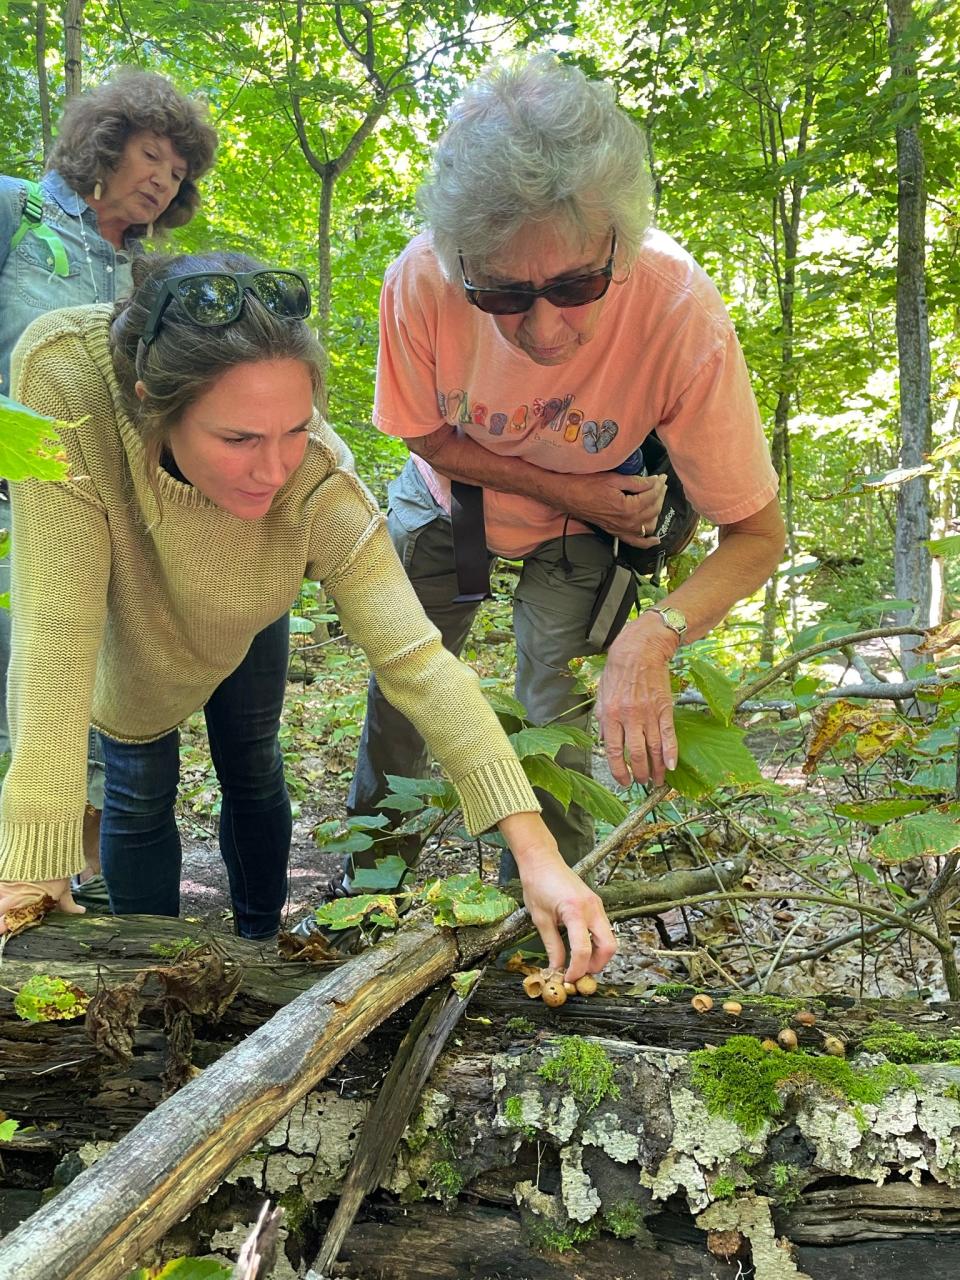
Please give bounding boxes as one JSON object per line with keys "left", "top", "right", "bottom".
{"left": 93, "top": 180, "right": 102, "bottom": 201}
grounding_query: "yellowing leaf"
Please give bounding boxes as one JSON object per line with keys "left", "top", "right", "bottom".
{"left": 803, "top": 700, "right": 909, "bottom": 774}
{"left": 451, "top": 969, "right": 483, "bottom": 999}
{"left": 423, "top": 873, "right": 517, "bottom": 928}
{"left": 870, "top": 810, "right": 960, "bottom": 864}
{"left": 1, "top": 893, "right": 57, "bottom": 937}
{"left": 14, "top": 975, "right": 90, "bottom": 1023}
{"left": 916, "top": 619, "right": 960, "bottom": 657}
{"left": 312, "top": 894, "right": 399, "bottom": 931}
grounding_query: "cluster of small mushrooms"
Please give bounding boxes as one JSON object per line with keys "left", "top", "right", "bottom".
{"left": 520, "top": 967, "right": 598, "bottom": 1008}
{"left": 690, "top": 995, "right": 845, "bottom": 1056}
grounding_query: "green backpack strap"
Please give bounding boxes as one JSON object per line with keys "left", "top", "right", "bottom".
{"left": 10, "top": 179, "right": 70, "bottom": 278}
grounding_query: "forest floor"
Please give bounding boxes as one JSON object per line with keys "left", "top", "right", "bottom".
{"left": 170, "top": 615, "right": 953, "bottom": 1005}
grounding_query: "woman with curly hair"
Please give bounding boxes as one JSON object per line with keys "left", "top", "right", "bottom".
{"left": 0, "top": 67, "right": 218, "bottom": 880}
{"left": 0, "top": 67, "right": 217, "bottom": 393}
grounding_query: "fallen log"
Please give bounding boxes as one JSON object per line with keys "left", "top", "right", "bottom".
{"left": 1, "top": 842, "right": 956, "bottom": 1279}
{"left": 61, "top": 997, "right": 960, "bottom": 1279}
{"left": 315, "top": 1200, "right": 960, "bottom": 1280}
{"left": 0, "top": 919, "right": 459, "bottom": 1280}
{"left": 4, "top": 949, "right": 960, "bottom": 1278}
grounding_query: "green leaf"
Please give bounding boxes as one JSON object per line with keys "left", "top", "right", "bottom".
{"left": 312, "top": 895, "right": 399, "bottom": 931}
{"left": 567, "top": 770, "right": 629, "bottom": 825}
{"left": 451, "top": 968, "right": 482, "bottom": 999}
{"left": 126, "top": 1261, "right": 233, "bottom": 1280}
{"left": 870, "top": 810, "right": 960, "bottom": 864}
{"left": 688, "top": 657, "right": 737, "bottom": 725}
{"left": 510, "top": 724, "right": 592, "bottom": 760}
{"left": 521, "top": 754, "right": 573, "bottom": 807}
{"left": 310, "top": 819, "right": 374, "bottom": 855}
{"left": 901, "top": 762, "right": 957, "bottom": 794}
{"left": 14, "top": 975, "right": 90, "bottom": 1023}
{"left": 834, "top": 799, "right": 929, "bottom": 823}
{"left": 0, "top": 1119, "right": 18, "bottom": 1141}
{"left": 791, "top": 621, "right": 858, "bottom": 651}
{"left": 423, "top": 873, "right": 516, "bottom": 928}
{"left": 850, "top": 859, "right": 881, "bottom": 887}
{"left": 382, "top": 776, "right": 459, "bottom": 811}
{"left": 483, "top": 687, "right": 530, "bottom": 720}
{"left": 777, "top": 558, "right": 821, "bottom": 578}
{"left": 289, "top": 615, "right": 316, "bottom": 634}
{"left": 925, "top": 534, "right": 960, "bottom": 557}
{"left": 0, "top": 398, "right": 71, "bottom": 482}
{"left": 350, "top": 855, "right": 410, "bottom": 892}
{"left": 667, "top": 710, "right": 763, "bottom": 799}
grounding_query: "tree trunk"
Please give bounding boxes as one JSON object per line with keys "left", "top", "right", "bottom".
{"left": 35, "top": 3, "right": 53, "bottom": 160}
{"left": 887, "top": 0, "right": 933, "bottom": 668}
{"left": 62, "top": 0, "right": 84, "bottom": 99}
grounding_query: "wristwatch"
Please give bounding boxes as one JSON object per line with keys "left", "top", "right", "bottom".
{"left": 645, "top": 605, "right": 687, "bottom": 639}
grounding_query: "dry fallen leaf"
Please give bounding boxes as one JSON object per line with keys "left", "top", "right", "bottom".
{"left": 2, "top": 895, "right": 58, "bottom": 938}
{"left": 277, "top": 930, "right": 342, "bottom": 965}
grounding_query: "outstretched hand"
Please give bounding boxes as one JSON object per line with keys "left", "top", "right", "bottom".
{"left": 0, "top": 877, "right": 84, "bottom": 935}
{"left": 516, "top": 850, "right": 617, "bottom": 983}
{"left": 499, "top": 813, "right": 616, "bottom": 982}
{"left": 596, "top": 613, "right": 680, "bottom": 787}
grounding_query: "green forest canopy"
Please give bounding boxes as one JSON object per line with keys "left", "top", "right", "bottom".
{"left": 2, "top": 0, "right": 958, "bottom": 635}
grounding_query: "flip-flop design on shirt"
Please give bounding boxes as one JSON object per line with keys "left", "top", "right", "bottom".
{"left": 582, "top": 418, "right": 619, "bottom": 453}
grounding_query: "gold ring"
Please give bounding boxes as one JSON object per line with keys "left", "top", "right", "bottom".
{"left": 640, "top": 524, "right": 647, "bottom": 537}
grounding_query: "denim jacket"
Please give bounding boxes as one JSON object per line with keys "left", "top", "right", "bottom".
{"left": 0, "top": 171, "right": 140, "bottom": 394}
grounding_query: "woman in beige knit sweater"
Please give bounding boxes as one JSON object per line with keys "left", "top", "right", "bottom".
{"left": 0, "top": 251, "right": 615, "bottom": 980}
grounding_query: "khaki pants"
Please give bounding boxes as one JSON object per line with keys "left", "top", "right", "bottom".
{"left": 348, "top": 459, "right": 630, "bottom": 881}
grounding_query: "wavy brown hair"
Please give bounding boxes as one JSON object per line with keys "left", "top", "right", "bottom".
{"left": 47, "top": 68, "right": 218, "bottom": 235}
{"left": 111, "top": 252, "right": 325, "bottom": 497}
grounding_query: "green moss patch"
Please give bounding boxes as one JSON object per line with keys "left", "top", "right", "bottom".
{"left": 690, "top": 1035, "right": 918, "bottom": 1134}
{"left": 530, "top": 1218, "right": 600, "bottom": 1253}
{"left": 537, "top": 1037, "right": 621, "bottom": 1113}
{"left": 603, "top": 1200, "right": 645, "bottom": 1239}
{"left": 859, "top": 1020, "right": 960, "bottom": 1064}
{"left": 428, "top": 1160, "right": 464, "bottom": 1198}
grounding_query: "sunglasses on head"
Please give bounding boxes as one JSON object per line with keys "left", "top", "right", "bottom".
{"left": 459, "top": 232, "right": 617, "bottom": 316}
{"left": 139, "top": 268, "right": 312, "bottom": 350}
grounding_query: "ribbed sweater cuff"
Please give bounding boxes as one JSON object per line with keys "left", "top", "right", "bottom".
{"left": 0, "top": 820, "right": 85, "bottom": 882}
{"left": 456, "top": 757, "right": 541, "bottom": 836}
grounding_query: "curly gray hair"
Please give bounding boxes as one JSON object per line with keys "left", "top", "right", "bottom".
{"left": 419, "top": 52, "right": 653, "bottom": 281}
{"left": 47, "top": 68, "right": 218, "bottom": 236}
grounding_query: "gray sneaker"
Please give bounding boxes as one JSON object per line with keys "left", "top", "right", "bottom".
{"left": 70, "top": 872, "right": 111, "bottom": 912}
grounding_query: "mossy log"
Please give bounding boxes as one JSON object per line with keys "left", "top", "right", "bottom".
{"left": 3, "top": 902, "right": 960, "bottom": 1280}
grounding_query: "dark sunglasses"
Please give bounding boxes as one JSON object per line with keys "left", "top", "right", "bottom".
{"left": 140, "top": 268, "right": 312, "bottom": 349}
{"left": 459, "top": 232, "right": 617, "bottom": 316}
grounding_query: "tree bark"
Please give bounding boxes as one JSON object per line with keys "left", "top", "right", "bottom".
{"left": 887, "top": 0, "right": 933, "bottom": 667}
{"left": 35, "top": 4, "right": 53, "bottom": 160}
{"left": 62, "top": 0, "right": 84, "bottom": 99}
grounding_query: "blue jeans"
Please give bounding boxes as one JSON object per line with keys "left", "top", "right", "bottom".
{"left": 99, "top": 614, "right": 292, "bottom": 939}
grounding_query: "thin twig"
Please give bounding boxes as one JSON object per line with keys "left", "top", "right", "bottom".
{"left": 605, "top": 888, "right": 948, "bottom": 956}
{"left": 733, "top": 624, "right": 926, "bottom": 708}
{"left": 759, "top": 916, "right": 804, "bottom": 993}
